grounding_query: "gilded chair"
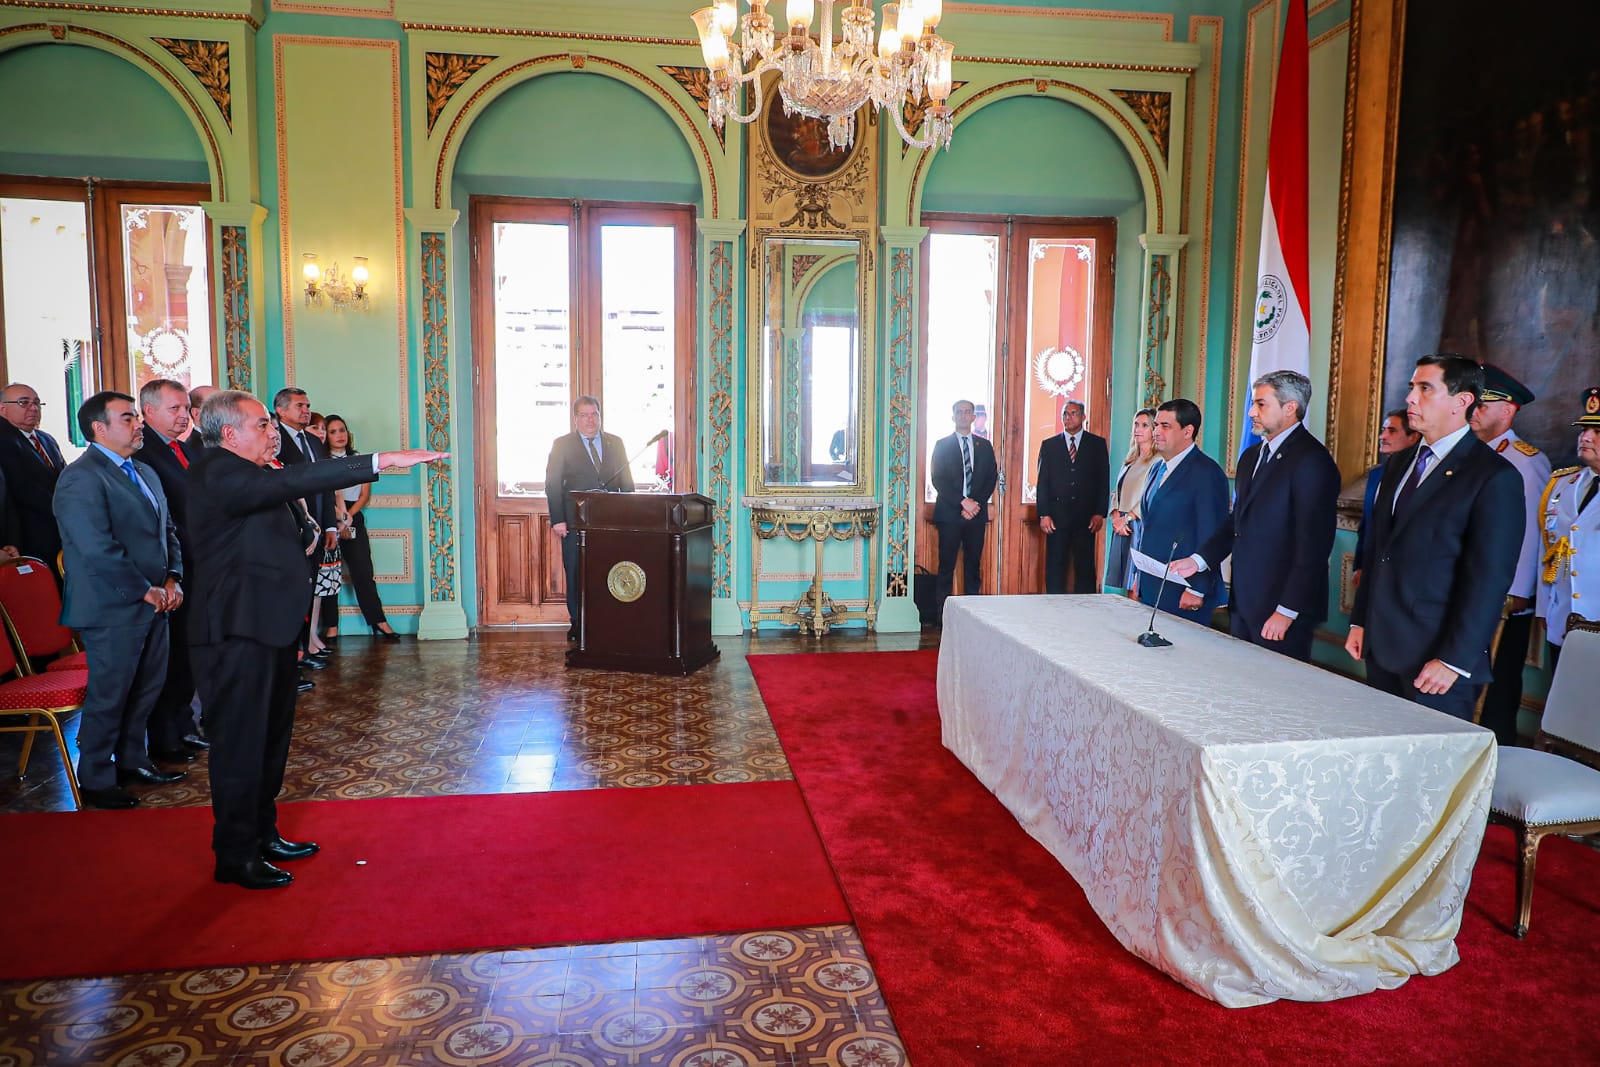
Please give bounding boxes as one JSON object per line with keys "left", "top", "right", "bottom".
{"left": 0, "top": 556, "right": 88, "bottom": 673}
{"left": 1487, "top": 624, "right": 1600, "bottom": 938}
{"left": 0, "top": 605, "right": 90, "bottom": 809}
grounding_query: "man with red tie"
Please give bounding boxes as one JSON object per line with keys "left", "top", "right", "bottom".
{"left": 139, "top": 378, "right": 209, "bottom": 763}
{"left": 0, "top": 382, "right": 67, "bottom": 577}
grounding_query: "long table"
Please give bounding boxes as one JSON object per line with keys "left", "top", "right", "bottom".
{"left": 937, "top": 594, "right": 1496, "bottom": 1007}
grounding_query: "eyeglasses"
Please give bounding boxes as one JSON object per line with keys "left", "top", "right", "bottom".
{"left": 0, "top": 399, "right": 44, "bottom": 408}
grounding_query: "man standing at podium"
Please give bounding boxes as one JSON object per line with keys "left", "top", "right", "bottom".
{"left": 547, "top": 395, "right": 633, "bottom": 640}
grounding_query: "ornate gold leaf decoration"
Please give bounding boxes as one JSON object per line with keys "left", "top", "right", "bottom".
{"left": 659, "top": 64, "right": 725, "bottom": 149}
{"left": 899, "top": 81, "right": 967, "bottom": 157}
{"left": 152, "top": 37, "right": 230, "bottom": 128}
{"left": 1113, "top": 89, "right": 1171, "bottom": 161}
{"left": 789, "top": 253, "right": 823, "bottom": 289}
{"left": 425, "top": 52, "right": 495, "bottom": 134}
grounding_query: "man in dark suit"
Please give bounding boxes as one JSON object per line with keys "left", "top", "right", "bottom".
{"left": 930, "top": 399, "right": 999, "bottom": 621}
{"left": 273, "top": 387, "right": 337, "bottom": 547}
{"left": 0, "top": 382, "right": 67, "bottom": 575}
{"left": 1347, "top": 354, "right": 1525, "bottom": 720}
{"left": 1134, "top": 398, "right": 1230, "bottom": 624}
{"left": 138, "top": 378, "right": 208, "bottom": 762}
{"left": 546, "top": 395, "right": 634, "bottom": 640}
{"left": 1171, "top": 370, "right": 1341, "bottom": 661}
{"left": 1036, "top": 400, "right": 1110, "bottom": 593}
{"left": 52, "top": 391, "right": 185, "bottom": 810}
{"left": 188, "top": 390, "right": 444, "bottom": 888}
{"left": 1352, "top": 408, "right": 1419, "bottom": 587}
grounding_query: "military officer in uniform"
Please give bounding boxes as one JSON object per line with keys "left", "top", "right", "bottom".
{"left": 1470, "top": 365, "right": 1551, "bottom": 745}
{"left": 1537, "top": 386, "right": 1600, "bottom": 672}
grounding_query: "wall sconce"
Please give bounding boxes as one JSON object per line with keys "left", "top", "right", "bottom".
{"left": 301, "top": 252, "right": 371, "bottom": 311}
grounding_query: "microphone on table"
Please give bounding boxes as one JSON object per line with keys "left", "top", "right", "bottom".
{"left": 1137, "top": 539, "right": 1182, "bottom": 648}
{"left": 596, "top": 429, "right": 669, "bottom": 491}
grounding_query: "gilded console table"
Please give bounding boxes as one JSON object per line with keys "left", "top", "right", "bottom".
{"left": 745, "top": 498, "right": 879, "bottom": 636}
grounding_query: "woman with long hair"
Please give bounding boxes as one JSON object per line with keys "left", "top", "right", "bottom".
{"left": 323, "top": 415, "right": 399, "bottom": 641}
{"left": 1106, "top": 407, "right": 1158, "bottom": 593}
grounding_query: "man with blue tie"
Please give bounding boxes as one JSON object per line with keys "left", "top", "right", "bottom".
{"left": 1132, "top": 398, "right": 1230, "bottom": 624}
{"left": 930, "top": 399, "right": 998, "bottom": 621}
{"left": 1170, "top": 370, "right": 1341, "bottom": 661}
{"left": 0, "top": 382, "right": 68, "bottom": 577}
{"left": 546, "top": 396, "right": 634, "bottom": 640}
{"left": 52, "top": 391, "right": 185, "bottom": 809}
{"left": 1346, "top": 355, "right": 1524, "bottom": 720}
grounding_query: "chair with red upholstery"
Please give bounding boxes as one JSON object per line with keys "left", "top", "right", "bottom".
{"left": 0, "top": 556, "right": 87, "bottom": 674}
{"left": 0, "top": 609, "right": 90, "bottom": 809}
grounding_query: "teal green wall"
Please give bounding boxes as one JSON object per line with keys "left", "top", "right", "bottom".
{"left": 0, "top": 44, "right": 207, "bottom": 182}
{"left": 804, "top": 260, "right": 856, "bottom": 316}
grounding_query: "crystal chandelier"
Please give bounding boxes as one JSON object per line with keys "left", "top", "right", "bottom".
{"left": 690, "top": 0, "right": 955, "bottom": 152}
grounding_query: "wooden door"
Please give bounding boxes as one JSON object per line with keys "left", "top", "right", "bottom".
{"left": 916, "top": 215, "right": 1115, "bottom": 597}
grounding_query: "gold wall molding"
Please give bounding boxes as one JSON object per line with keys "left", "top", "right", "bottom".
{"left": 1112, "top": 88, "right": 1172, "bottom": 161}
{"left": 0, "top": 2, "right": 257, "bottom": 28}
{"left": 150, "top": 36, "right": 230, "bottom": 128}
{"left": 947, "top": 4, "right": 1174, "bottom": 38}
{"left": 371, "top": 494, "right": 423, "bottom": 508}
{"left": 657, "top": 63, "right": 723, "bottom": 148}
{"left": 424, "top": 50, "right": 494, "bottom": 134}
{"left": 368, "top": 527, "right": 414, "bottom": 583}
{"left": 1180, "top": 16, "right": 1223, "bottom": 403}
{"left": 340, "top": 604, "right": 421, "bottom": 616}
{"left": 273, "top": 0, "right": 392, "bottom": 17}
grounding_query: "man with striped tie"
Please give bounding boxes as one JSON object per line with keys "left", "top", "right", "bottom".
{"left": 931, "top": 399, "right": 998, "bottom": 624}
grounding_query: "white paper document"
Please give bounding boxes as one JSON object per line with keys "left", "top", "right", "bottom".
{"left": 1129, "top": 548, "right": 1192, "bottom": 589}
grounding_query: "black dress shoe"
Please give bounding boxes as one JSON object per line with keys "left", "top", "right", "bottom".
{"left": 373, "top": 627, "right": 401, "bottom": 642}
{"left": 181, "top": 733, "right": 211, "bottom": 752}
{"left": 151, "top": 746, "right": 199, "bottom": 764}
{"left": 300, "top": 657, "right": 327, "bottom": 671}
{"left": 214, "top": 857, "right": 293, "bottom": 890}
{"left": 298, "top": 678, "right": 316, "bottom": 692}
{"left": 81, "top": 786, "right": 139, "bottom": 810}
{"left": 117, "top": 765, "right": 187, "bottom": 786}
{"left": 308, "top": 647, "right": 333, "bottom": 660}
{"left": 262, "top": 835, "right": 321, "bottom": 862}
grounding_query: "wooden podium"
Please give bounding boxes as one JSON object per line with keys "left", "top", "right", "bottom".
{"left": 565, "top": 491, "right": 720, "bottom": 675}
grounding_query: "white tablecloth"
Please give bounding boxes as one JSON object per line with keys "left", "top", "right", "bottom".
{"left": 937, "top": 595, "right": 1496, "bottom": 1007}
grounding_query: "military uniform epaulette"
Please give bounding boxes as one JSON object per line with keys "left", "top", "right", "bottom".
{"left": 1548, "top": 465, "right": 1582, "bottom": 481}
{"left": 1513, "top": 439, "right": 1540, "bottom": 457}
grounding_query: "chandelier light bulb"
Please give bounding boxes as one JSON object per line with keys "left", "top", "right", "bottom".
{"left": 920, "top": 0, "right": 942, "bottom": 31}
{"left": 714, "top": 0, "right": 737, "bottom": 35}
{"left": 351, "top": 257, "right": 370, "bottom": 288}
{"left": 302, "top": 253, "right": 320, "bottom": 285}
{"left": 928, "top": 40, "right": 954, "bottom": 101}
{"left": 897, "top": 0, "right": 920, "bottom": 39}
{"left": 877, "top": 5, "right": 901, "bottom": 59}
{"left": 786, "top": 0, "right": 814, "bottom": 30}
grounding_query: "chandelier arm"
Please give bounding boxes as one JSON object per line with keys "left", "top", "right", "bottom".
{"left": 888, "top": 98, "right": 938, "bottom": 151}
{"left": 723, "top": 70, "right": 767, "bottom": 125}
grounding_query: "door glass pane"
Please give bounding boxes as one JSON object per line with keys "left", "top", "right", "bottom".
{"left": 492, "top": 222, "right": 571, "bottom": 496}
{"left": 809, "top": 324, "right": 854, "bottom": 466}
{"left": 924, "top": 232, "right": 999, "bottom": 501}
{"left": 0, "top": 196, "right": 92, "bottom": 458}
{"left": 1022, "top": 238, "right": 1096, "bottom": 503}
{"left": 599, "top": 224, "right": 675, "bottom": 493}
{"left": 122, "top": 204, "right": 213, "bottom": 394}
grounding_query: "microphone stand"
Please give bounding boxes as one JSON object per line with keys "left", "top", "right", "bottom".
{"left": 1137, "top": 540, "right": 1182, "bottom": 648}
{"left": 596, "top": 430, "right": 668, "bottom": 492}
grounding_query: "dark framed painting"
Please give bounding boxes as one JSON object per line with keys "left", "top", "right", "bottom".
{"left": 761, "top": 92, "right": 860, "bottom": 181}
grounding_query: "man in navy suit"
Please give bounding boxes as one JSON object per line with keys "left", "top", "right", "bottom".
{"left": 546, "top": 395, "right": 634, "bottom": 639}
{"left": 0, "top": 382, "right": 67, "bottom": 575}
{"left": 1037, "top": 400, "right": 1111, "bottom": 593}
{"left": 1347, "top": 355, "right": 1524, "bottom": 720}
{"left": 930, "top": 399, "right": 999, "bottom": 620}
{"left": 1171, "top": 370, "right": 1341, "bottom": 661}
{"left": 52, "top": 391, "right": 185, "bottom": 809}
{"left": 1134, "top": 398, "right": 1230, "bottom": 624}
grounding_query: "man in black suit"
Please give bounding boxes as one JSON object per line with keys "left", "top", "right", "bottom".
{"left": 52, "top": 391, "right": 185, "bottom": 809}
{"left": 273, "top": 387, "right": 337, "bottom": 547}
{"left": 138, "top": 378, "right": 208, "bottom": 762}
{"left": 1170, "top": 370, "right": 1341, "bottom": 661}
{"left": 930, "top": 399, "right": 999, "bottom": 621}
{"left": 0, "top": 382, "right": 67, "bottom": 575}
{"left": 188, "top": 390, "right": 444, "bottom": 888}
{"left": 1347, "top": 355, "right": 1525, "bottom": 720}
{"left": 1036, "top": 400, "right": 1110, "bottom": 593}
{"left": 546, "top": 395, "right": 634, "bottom": 640}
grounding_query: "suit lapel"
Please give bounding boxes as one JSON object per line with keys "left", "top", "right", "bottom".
{"left": 1387, "top": 434, "right": 1475, "bottom": 541}
{"left": 1236, "top": 428, "right": 1297, "bottom": 519}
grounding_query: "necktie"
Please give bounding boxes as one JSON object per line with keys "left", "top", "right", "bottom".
{"left": 960, "top": 435, "right": 972, "bottom": 496}
{"left": 27, "top": 434, "right": 52, "bottom": 468}
{"left": 585, "top": 436, "right": 600, "bottom": 466}
{"left": 1068, "top": 435, "right": 1078, "bottom": 464}
{"left": 1142, "top": 459, "right": 1168, "bottom": 511}
{"left": 120, "top": 459, "right": 153, "bottom": 508}
{"left": 1580, "top": 477, "right": 1598, "bottom": 515}
{"left": 1253, "top": 444, "right": 1271, "bottom": 478}
{"left": 1393, "top": 444, "right": 1433, "bottom": 514}
{"left": 169, "top": 440, "right": 189, "bottom": 470}
{"left": 299, "top": 431, "right": 315, "bottom": 462}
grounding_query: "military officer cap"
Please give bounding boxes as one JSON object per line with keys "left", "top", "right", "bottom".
{"left": 1479, "top": 364, "right": 1535, "bottom": 406}
{"left": 1575, "top": 386, "right": 1600, "bottom": 428}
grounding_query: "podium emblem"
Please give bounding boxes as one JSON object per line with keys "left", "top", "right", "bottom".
{"left": 606, "top": 561, "right": 647, "bottom": 603}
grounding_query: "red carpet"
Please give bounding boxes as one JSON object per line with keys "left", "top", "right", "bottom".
{"left": 750, "top": 649, "right": 1600, "bottom": 1067}
{"left": 0, "top": 781, "right": 847, "bottom": 981}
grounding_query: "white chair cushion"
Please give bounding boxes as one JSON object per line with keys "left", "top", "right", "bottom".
{"left": 1492, "top": 747, "right": 1600, "bottom": 826}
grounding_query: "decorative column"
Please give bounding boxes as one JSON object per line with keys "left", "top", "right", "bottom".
{"left": 407, "top": 207, "right": 469, "bottom": 640}
{"left": 1137, "top": 233, "right": 1188, "bottom": 407}
{"left": 875, "top": 225, "right": 927, "bottom": 633}
{"left": 199, "top": 201, "right": 267, "bottom": 392}
{"left": 698, "top": 218, "right": 746, "bottom": 636}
